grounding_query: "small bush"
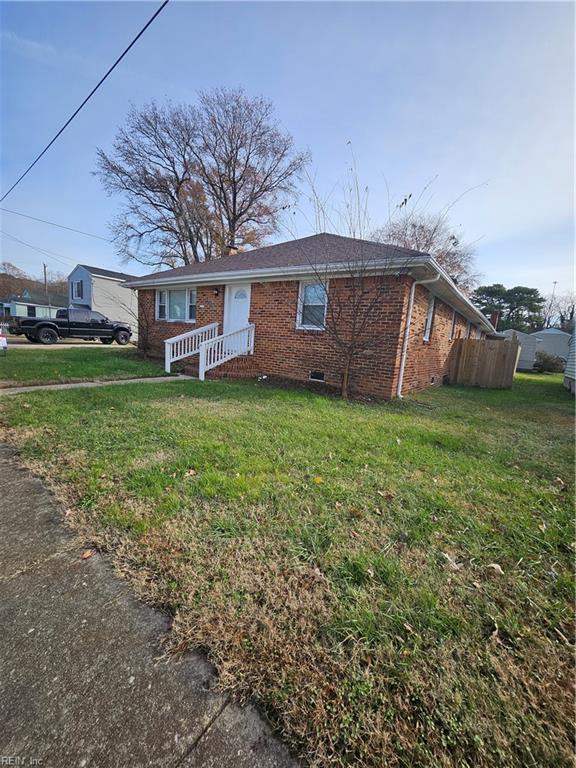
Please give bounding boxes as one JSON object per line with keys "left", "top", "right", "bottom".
{"left": 534, "top": 351, "right": 565, "bottom": 373}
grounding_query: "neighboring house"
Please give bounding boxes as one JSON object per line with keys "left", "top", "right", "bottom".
{"left": 530, "top": 327, "right": 571, "bottom": 362}
{"left": 1, "top": 288, "right": 67, "bottom": 319}
{"left": 563, "top": 335, "right": 575, "bottom": 395}
{"left": 126, "top": 233, "right": 494, "bottom": 399}
{"left": 68, "top": 265, "right": 138, "bottom": 335}
{"left": 502, "top": 329, "right": 541, "bottom": 371}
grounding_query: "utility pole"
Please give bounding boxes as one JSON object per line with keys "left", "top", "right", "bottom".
{"left": 43, "top": 262, "right": 51, "bottom": 309}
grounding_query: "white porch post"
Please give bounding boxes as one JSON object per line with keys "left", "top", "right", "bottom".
{"left": 198, "top": 341, "right": 207, "bottom": 381}
{"left": 164, "top": 340, "right": 171, "bottom": 373}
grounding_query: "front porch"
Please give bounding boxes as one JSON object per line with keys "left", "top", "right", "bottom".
{"left": 164, "top": 322, "right": 255, "bottom": 380}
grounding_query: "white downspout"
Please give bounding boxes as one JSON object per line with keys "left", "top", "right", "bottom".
{"left": 396, "top": 273, "right": 441, "bottom": 399}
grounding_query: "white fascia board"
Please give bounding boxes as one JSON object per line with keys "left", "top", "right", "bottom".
{"left": 427, "top": 258, "right": 494, "bottom": 332}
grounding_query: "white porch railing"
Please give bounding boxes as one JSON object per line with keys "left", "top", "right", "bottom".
{"left": 164, "top": 322, "right": 219, "bottom": 373}
{"left": 198, "top": 324, "right": 255, "bottom": 381}
{"left": 0, "top": 321, "right": 9, "bottom": 335}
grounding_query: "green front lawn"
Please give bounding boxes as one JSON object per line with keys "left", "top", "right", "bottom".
{"left": 0, "top": 347, "right": 166, "bottom": 387}
{"left": 0, "top": 374, "right": 573, "bottom": 766}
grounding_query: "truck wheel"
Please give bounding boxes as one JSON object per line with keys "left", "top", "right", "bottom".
{"left": 25, "top": 334, "right": 40, "bottom": 343}
{"left": 100, "top": 338, "right": 114, "bottom": 345}
{"left": 114, "top": 330, "right": 130, "bottom": 346}
{"left": 37, "top": 327, "right": 59, "bottom": 345}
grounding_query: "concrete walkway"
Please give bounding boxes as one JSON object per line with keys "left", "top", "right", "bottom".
{"left": 0, "top": 444, "right": 296, "bottom": 768}
{"left": 0, "top": 375, "right": 194, "bottom": 396}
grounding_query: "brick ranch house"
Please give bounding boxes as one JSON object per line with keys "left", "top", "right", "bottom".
{"left": 125, "top": 233, "right": 494, "bottom": 399}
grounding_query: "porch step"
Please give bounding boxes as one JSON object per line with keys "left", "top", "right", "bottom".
{"left": 183, "top": 354, "right": 259, "bottom": 380}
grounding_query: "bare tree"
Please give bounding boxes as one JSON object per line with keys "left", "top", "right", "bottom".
{"left": 96, "top": 90, "right": 309, "bottom": 268}
{"left": 295, "top": 172, "right": 412, "bottom": 399}
{"left": 547, "top": 293, "right": 575, "bottom": 333}
{"left": 373, "top": 212, "right": 479, "bottom": 294}
{"left": 189, "top": 88, "right": 309, "bottom": 253}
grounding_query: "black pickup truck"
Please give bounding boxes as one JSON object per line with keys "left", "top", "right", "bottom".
{"left": 9, "top": 308, "right": 133, "bottom": 345}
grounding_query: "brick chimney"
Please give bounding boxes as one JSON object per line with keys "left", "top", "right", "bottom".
{"left": 489, "top": 311, "right": 500, "bottom": 330}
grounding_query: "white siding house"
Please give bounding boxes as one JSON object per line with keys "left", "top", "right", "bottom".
{"left": 502, "top": 329, "right": 541, "bottom": 371}
{"left": 68, "top": 265, "right": 138, "bottom": 336}
{"left": 564, "top": 335, "right": 575, "bottom": 395}
{"left": 530, "top": 328, "right": 571, "bottom": 362}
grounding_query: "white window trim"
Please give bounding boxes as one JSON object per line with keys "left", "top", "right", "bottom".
{"left": 296, "top": 279, "right": 328, "bottom": 331}
{"left": 72, "top": 280, "right": 83, "bottom": 300}
{"left": 423, "top": 293, "right": 435, "bottom": 341}
{"left": 155, "top": 288, "right": 197, "bottom": 323}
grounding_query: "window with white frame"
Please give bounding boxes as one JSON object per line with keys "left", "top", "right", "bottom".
{"left": 297, "top": 281, "right": 327, "bottom": 330}
{"left": 156, "top": 288, "right": 196, "bottom": 322}
{"left": 72, "top": 280, "right": 83, "bottom": 300}
{"left": 423, "top": 292, "right": 435, "bottom": 341}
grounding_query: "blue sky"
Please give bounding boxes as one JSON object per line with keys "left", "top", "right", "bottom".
{"left": 1, "top": 1, "right": 574, "bottom": 295}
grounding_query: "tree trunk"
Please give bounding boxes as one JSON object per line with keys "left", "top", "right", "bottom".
{"left": 341, "top": 357, "right": 352, "bottom": 400}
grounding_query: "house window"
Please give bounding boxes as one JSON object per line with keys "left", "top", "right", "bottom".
{"left": 156, "top": 289, "right": 196, "bottom": 322}
{"left": 27, "top": 305, "right": 36, "bottom": 318}
{"left": 449, "top": 310, "right": 457, "bottom": 340}
{"left": 188, "top": 289, "right": 197, "bottom": 321}
{"left": 423, "top": 293, "right": 435, "bottom": 341}
{"left": 297, "top": 281, "right": 327, "bottom": 330}
{"left": 157, "top": 291, "right": 167, "bottom": 319}
{"left": 72, "top": 280, "right": 83, "bottom": 300}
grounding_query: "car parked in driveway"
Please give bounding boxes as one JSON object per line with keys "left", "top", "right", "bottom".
{"left": 8, "top": 308, "right": 133, "bottom": 345}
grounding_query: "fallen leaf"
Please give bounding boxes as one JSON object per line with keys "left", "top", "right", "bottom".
{"left": 313, "top": 476, "right": 323, "bottom": 484}
{"left": 81, "top": 549, "right": 95, "bottom": 560}
{"left": 403, "top": 622, "right": 415, "bottom": 634}
{"left": 487, "top": 563, "right": 504, "bottom": 576}
{"left": 185, "top": 468, "right": 197, "bottom": 477}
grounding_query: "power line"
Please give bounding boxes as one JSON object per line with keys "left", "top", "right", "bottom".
{"left": 0, "top": 206, "right": 166, "bottom": 265}
{"left": 0, "top": 0, "right": 170, "bottom": 203}
{"left": 0, "top": 207, "right": 110, "bottom": 241}
{"left": 1, "top": 230, "right": 78, "bottom": 269}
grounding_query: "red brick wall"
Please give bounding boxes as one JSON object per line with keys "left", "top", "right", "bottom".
{"left": 397, "top": 285, "right": 474, "bottom": 394}
{"left": 138, "top": 278, "right": 482, "bottom": 398}
{"left": 244, "top": 276, "right": 410, "bottom": 398}
{"left": 138, "top": 285, "right": 225, "bottom": 355}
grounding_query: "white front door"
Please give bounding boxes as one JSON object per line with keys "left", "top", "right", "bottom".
{"left": 224, "top": 283, "right": 251, "bottom": 333}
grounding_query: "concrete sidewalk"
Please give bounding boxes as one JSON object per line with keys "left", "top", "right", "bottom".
{"left": 0, "top": 445, "right": 296, "bottom": 768}
{"left": 0, "top": 375, "right": 194, "bottom": 395}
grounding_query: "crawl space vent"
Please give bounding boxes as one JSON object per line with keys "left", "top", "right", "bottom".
{"left": 309, "top": 371, "right": 325, "bottom": 382}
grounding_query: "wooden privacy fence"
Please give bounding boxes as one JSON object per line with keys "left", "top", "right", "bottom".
{"left": 447, "top": 337, "right": 521, "bottom": 389}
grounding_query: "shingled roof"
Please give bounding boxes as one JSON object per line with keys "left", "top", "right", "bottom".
{"left": 128, "top": 233, "right": 429, "bottom": 284}
{"left": 79, "top": 265, "right": 136, "bottom": 281}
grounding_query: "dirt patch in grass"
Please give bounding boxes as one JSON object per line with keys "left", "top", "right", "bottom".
{"left": 0, "top": 374, "right": 573, "bottom": 767}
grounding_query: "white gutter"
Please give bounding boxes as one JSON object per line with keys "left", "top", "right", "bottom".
{"left": 396, "top": 273, "right": 441, "bottom": 399}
